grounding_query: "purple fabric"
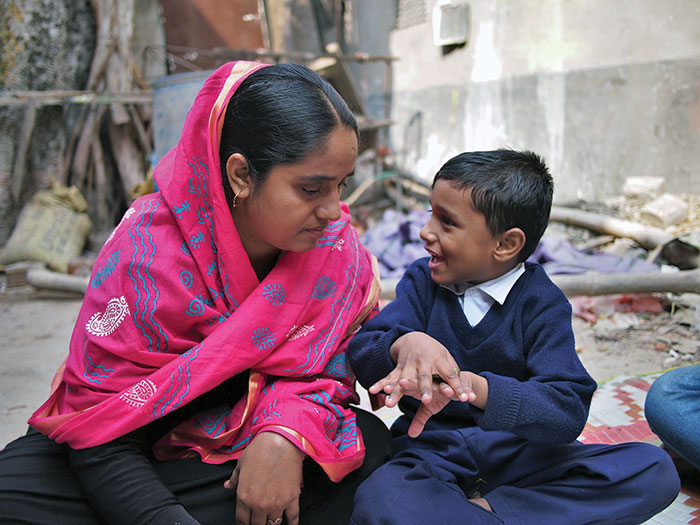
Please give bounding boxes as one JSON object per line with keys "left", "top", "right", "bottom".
{"left": 361, "top": 209, "right": 429, "bottom": 279}
{"left": 362, "top": 209, "right": 660, "bottom": 279}
{"left": 528, "top": 235, "right": 659, "bottom": 275}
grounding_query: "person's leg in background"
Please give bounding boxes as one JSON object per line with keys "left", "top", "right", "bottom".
{"left": 645, "top": 364, "right": 700, "bottom": 483}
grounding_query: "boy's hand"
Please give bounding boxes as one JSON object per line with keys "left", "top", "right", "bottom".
{"left": 368, "top": 332, "right": 475, "bottom": 407}
{"left": 407, "top": 382, "right": 454, "bottom": 437}
{"left": 408, "top": 372, "right": 488, "bottom": 437}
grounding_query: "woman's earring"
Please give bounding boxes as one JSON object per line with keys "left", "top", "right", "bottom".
{"left": 232, "top": 191, "right": 240, "bottom": 209}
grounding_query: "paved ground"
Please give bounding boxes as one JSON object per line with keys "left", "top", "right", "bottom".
{"left": 1, "top": 290, "right": 81, "bottom": 448}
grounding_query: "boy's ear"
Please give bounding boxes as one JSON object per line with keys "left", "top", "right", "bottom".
{"left": 494, "top": 227, "right": 526, "bottom": 262}
{"left": 225, "top": 153, "right": 252, "bottom": 200}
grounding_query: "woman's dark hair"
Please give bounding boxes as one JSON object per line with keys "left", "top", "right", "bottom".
{"left": 219, "top": 63, "right": 358, "bottom": 201}
{"left": 434, "top": 149, "right": 554, "bottom": 262}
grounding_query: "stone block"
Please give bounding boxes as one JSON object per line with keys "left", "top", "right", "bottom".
{"left": 622, "top": 177, "right": 666, "bottom": 201}
{"left": 640, "top": 193, "right": 689, "bottom": 228}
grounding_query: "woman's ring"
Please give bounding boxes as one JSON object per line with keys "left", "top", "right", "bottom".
{"left": 267, "top": 518, "right": 283, "bottom": 525}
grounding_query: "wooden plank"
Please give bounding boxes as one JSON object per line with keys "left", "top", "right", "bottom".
{"left": 71, "top": 104, "right": 108, "bottom": 188}
{"left": 127, "top": 104, "right": 152, "bottom": 159}
{"left": 11, "top": 100, "right": 38, "bottom": 201}
{"left": 91, "top": 138, "right": 110, "bottom": 232}
{"left": 0, "top": 91, "right": 152, "bottom": 106}
{"left": 549, "top": 206, "right": 672, "bottom": 250}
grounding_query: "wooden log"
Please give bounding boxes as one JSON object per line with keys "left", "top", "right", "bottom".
{"left": 550, "top": 269, "right": 700, "bottom": 297}
{"left": 0, "top": 91, "right": 152, "bottom": 107}
{"left": 91, "top": 138, "right": 110, "bottom": 232}
{"left": 127, "top": 104, "right": 152, "bottom": 159}
{"left": 11, "top": 100, "right": 38, "bottom": 201}
{"left": 378, "top": 269, "right": 700, "bottom": 300}
{"left": 104, "top": 0, "right": 134, "bottom": 126}
{"left": 70, "top": 104, "right": 107, "bottom": 189}
{"left": 87, "top": 0, "right": 116, "bottom": 91}
{"left": 549, "top": 206, "right": 672, "bottom": 250}
{"left": 108, "top": 119, "right": 145, "bottom": 198}
{"left": 26, "top": 266, "right": 89, "bottom": 294}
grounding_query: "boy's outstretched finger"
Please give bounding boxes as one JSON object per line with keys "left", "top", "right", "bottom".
{"left": 368, "top": 369, "right": 401, "bottom": 394}
{"left": 435, "top": 363, "right": 472, "bottom": 402}
{"left": 385, "top": 382, "right": 405, "bottom": 407}
{"left": 410, "top": 371, "right": 435, "bottom": 402}
{"left": 407, "top": 403, "right": 431, "bottom": 438}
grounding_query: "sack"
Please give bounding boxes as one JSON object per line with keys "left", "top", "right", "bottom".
{"left": 0, "top": 182, "right": 91, "bottom": 273}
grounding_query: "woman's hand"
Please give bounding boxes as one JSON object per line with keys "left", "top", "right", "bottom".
{"left": 225, "top": 431, "right": 305, "bottom": 525}
{"left": 368, "top": 332, "right": 474, "bottom": 407}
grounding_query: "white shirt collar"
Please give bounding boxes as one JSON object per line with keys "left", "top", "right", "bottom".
{"left": 442, "top": 263, "right": 525, "bottom": 304}
{"left": 442, "top": 263, "right": 525, "bottom": 326}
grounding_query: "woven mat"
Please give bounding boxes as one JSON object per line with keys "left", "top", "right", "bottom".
{"left": 580, "top": 373, "right": 700, "bottom": 524}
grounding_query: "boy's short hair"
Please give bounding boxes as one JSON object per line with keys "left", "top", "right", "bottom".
{"left": 434, "top": 149, "right": 553, "bottom": 262}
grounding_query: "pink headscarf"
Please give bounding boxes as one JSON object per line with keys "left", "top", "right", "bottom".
{"left": 29, "top": 61, "right": 380, "bottom": 481}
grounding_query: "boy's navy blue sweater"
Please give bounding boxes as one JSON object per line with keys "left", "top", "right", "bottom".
{"left": 348, "top": 258, "right": 597, "bottom": 444}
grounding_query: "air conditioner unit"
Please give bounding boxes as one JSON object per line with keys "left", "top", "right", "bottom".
{"left": 432, "top": 0, "right": 470, "bottom": 46}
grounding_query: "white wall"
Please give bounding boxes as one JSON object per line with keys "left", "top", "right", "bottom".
{"left": 388, "top": 0, "right": 700, "bottom": 202}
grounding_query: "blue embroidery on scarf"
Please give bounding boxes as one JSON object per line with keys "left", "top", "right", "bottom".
{"left": 333, "top": 415, "right": 358, "bottom": 451}
{"left": 194, "top": 406, "right": 231, "bottom": 438}
{"left": 179, "top": 241, "right": 191, "bottom": 256}
{"left": 173, "top": 201, "right": 190, "bottom": 219}
{"left": 322, "top": 352, "right": 349, "bottom": 378}
{"left": 300, "top": 391, "right": 344, "bottom": 418}
{"left": 127, "top": 198, "right": 169, "bottom": 353}
{"left": 189, "top": 157, "right": 218, "bottom": 255}
{"left": 261, "top": 400, "right": 282, "bottom": 420}
{"left": 187, "top": 174, "right": 201, "bottom": 197}
{"left": 83, "top": 346, "right": 114, "bottom": 384}
{"left": 207, "top": 312, "right": 230, "bottom": 324}
{"left": 311, "top": 276, "right": 336, "bottom": 300}
{"left": 186, "top": 294, "right": 213, "bottom": 316}
{"left": 262, "top": 283, "right": 287, "bottom": 305}
{"left": 180, "top": 270, "right": 193, "bottom": 289}
{"left": 221, "top": 434, "right": 253, "bottom": 453}
{"left": 223, "top": 281, "right": 238, "bottom": 311}
{"left": 251, "top": 327, "right": 276, "bottom": 350}
{"left": 153, "top": 343, "right": 200, "bottom": 417}
{"left": 188, "top": 231, "right": 205, "bottom": 250}
{"left": 303, "top": 394, "right": 357, "bottom": 451}
{"left": 90, "top": 250, "right": 121, "bottom": 289}
{"left": 316, "top": 220, "right": 345, "bottom": 247}
{"left": 287, "top": 231, "right": 362, "bottom": 374}
{"left": 190, "top": 157, "right": 242, "bottom": 313}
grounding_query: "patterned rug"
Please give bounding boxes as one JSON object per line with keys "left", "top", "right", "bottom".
{"left": 579, "top": 373, "right": 700, "bottom": 524}
{"left": 359, "top": 372, "right": 700, "bottom": 523}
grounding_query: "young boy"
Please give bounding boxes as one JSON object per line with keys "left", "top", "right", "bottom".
{"left": 348, "top": 150, "right": 679, "bottom": 524}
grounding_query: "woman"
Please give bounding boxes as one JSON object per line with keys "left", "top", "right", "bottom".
{"left": 0, "top": 61, "right": 391, "bottom": 524}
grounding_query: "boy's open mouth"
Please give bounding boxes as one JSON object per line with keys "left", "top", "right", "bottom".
{"left": 425, "top": 247, "right": 444, "bottom": 268}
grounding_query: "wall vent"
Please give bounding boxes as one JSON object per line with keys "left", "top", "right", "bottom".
{"left": 432, "top": 0, "right": 470, "bottom": 46}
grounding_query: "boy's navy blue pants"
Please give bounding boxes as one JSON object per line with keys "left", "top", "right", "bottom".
{"left": 351, "top": 425, "right": 679, "bottom": 525}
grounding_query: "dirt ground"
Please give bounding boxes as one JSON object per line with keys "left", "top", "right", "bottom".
{"left": 1, "top": 283, "right": 698, "bottom": 449}
{"left": 572, "top": 304, "right": 700, "bottom": 381}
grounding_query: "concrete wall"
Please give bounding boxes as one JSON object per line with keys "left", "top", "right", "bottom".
{"left": 0, "top": 0, "right": 95, "bottom": 244}
{"left": 388, "top": 0, "right": 700, "bottom": 203}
